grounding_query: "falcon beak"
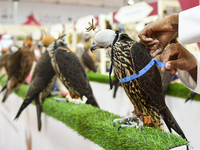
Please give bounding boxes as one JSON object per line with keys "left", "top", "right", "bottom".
{"left": 90, "top": 42, "right": 97, "bottom": 52}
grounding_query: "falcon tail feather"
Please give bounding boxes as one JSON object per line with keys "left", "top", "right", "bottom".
{"left": 2, "top": 88, "right": 11, "bottom": 103}
{"left": 35, "top": 97, "right": 42, "bottom": 131}
{"left": 14, "top": 95, "right": 37, "bottom": 120}
{"left": 161, "top": 107, "right": 187, "bottom": 140}
{"left": 85, "top": 95, "right": 99, "bottom": 107}
{"left": 0, "top": 84, "right": 7, "bottom": 93}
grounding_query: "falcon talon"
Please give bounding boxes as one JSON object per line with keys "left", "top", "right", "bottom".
{"left": 113, "top": 113, "right": 138, "bottom": 128}
{"left": 136, "top": 118, "right": 144, "bottom": 129}
{"left": 118, "top": 121, "right": 137, "bottom": 131}
{"left": 53, "top": 97, "right": 66, "bottom": 101}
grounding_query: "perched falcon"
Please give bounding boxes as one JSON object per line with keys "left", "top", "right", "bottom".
{"left": 0, "top": 52, "right": 13, "bottom": 76}
{"left": 88, "top": 28, "right": 187, "bottom": 140}
{"left": 1, "top": 46, "right": 35, "bottom": 103}
{"left": 15, "top": 35, "right": 57, "bottom": 131}
{"left": 47, "top": 37, "right": 99, "bottom": 107}
{"left": 76, "top": 43, "right": 97, "bottom": 72}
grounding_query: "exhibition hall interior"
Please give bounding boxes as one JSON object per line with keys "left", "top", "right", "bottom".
{"left": 0, "top": 0, "right": 200, "bottom": 150}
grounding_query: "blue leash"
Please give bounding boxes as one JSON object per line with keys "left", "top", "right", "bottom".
{"left": 119, "top": 59, "right": 166, "bottom": 83}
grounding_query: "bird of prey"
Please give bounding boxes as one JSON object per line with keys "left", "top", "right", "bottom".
{"left": 1, "top": 46, "right": 35, "bottom": 103}
{"left": 112, "top": 54, "right": 175, "bottom": 98}
{"left": 47, "top": 37, "right": 99, "bottom": 107}
{"left": 76, "top": 43, "right": 97, "bottom": 72}
{"left": 0, "top": 52, "right": 13, "bottom": 76}
{"left": 15, "top": 35, "right": 57, "bottom": 131}
{"left": 0, "top": 46, "right": 19, "bottom": 76}
{"left": 87, "top": 25, "right": 187, "bottom": 141}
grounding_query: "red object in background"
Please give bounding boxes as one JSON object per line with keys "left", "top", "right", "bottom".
{"left": 148, "top": 2, "right": 158, "bottom": 16}
{"left": 178, "top": 0, "right": 199, "bottom": 11}
{"left": 26, "top": 73, "right": 32, "bottom": 84}
{"left": 22, "top": 13, "right": 41, "bottom": 26}
{"left": 113, "top": 11, "right": 118, "bottom": 23}
{"left": 95, "top": 16, "right": 99, "bottom": 26}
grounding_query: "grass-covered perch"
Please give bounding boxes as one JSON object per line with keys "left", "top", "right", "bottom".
{"left": 0, "top": 75, "right": 188, "bottom": 149}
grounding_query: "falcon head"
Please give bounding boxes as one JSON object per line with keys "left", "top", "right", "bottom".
{"left": 90, "top": 29, "right": 116, "bottom": 52}
{"left": 47, "top": 36, "right": 67, "bottom": 57}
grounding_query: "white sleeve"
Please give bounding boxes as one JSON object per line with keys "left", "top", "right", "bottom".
{"left": 179, "top": 5, "right": 200, "bottom": 44}
{"left": 177, "top": 58, "right": 200, "bottom": 94}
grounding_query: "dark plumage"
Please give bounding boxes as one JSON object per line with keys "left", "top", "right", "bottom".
{"left": 91, "top": 32, "right": 187, "bottom": 141}
{"left": 77, "top": 45, "right": 97, "bottom": 72}
{"left": 154, "top": 54, "right": 175, "bottom": 95}
{"left": 1, "top": 46, "right": 35, "bottom": 103}
{"left": 82, "top": 48, "right": 97, "bottom": 72}
{"left": 185, "top": 91, "right": 197, "bottom": 103}
{"left": 112, "top": 54, "right": 175, "bottom": 98}
{"left": 15, "top": 48, "right": 56, "bottom": 131}
{"left": 47, "top": 39, "right": 99, "bottom": 107}
{"left": 112, "top": 72, "right": 120, "bottom": 98}
{"left": 0, "top": 52, "right": 14, "bottom": 75}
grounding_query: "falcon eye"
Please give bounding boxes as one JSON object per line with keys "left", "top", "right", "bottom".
{"left": 99, "top": 46, "right": 104, "bottom": 48}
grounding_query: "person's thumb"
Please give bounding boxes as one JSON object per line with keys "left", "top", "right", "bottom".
{"left": 165, "top": 59, "right": 185, "bottom": 70}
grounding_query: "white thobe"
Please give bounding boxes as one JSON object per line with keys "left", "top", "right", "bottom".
{"left": 178, "top": 5, "right": 200, "bottom": 93}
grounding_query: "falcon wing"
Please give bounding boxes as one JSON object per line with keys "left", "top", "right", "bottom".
{"left": 82, "top": 48, "right": 97, "bottom": 72}
{"left": 55, "top": 48, "right": 92, "bottom": 94}
{"left": 130, "top": 42, "right": 166, "bottom": 110}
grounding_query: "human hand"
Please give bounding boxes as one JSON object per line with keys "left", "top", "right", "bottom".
{"left": 160, "top": 43, "right": 197, "bottom": 82}
{"left": 138, "top": 14, "right": 178, "bottom": 57}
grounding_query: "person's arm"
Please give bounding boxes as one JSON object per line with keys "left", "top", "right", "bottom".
{"left": 160, "top": 43, "right": 200, "bottom": 93}
{"left": 138, "top": 13, "right": 178, "bottom": 57}
{"left": 179, "top": 5, "right": 200, "bottom": 44}
{"left": 177, "top": 59, "right": 200, "bottom": 93}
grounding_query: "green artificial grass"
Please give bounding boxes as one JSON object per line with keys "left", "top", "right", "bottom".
{"left": 0, "top": 75, "right": 188, "bottom": 149}
{"left": 167, "top": 82, "right": 200, "bottom": 101}
{"left": 87, "top": 72, "right": 114, "bottom": 84}
{"left": 43, "top": 98, "right": 188, "bottom": 150}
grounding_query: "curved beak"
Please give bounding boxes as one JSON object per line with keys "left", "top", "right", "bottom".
{"left": 90, "top": 42, "right": 97, "bottom": 52}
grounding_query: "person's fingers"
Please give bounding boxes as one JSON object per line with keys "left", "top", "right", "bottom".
{"left": 167, "top": 59, "right": 187, "bottom": 71}
{"left": 160, "top": 46, "right": 179, "bottom": 63}
{"left": 161, "top": 67, "right": 165, "bottom": 72}
{"left": 165, "top": 62, "right": 171, "bottom": 70}
{"left": 138, "top": 34, "right": 153, "bottom": 42}
{"left": 151, "top": 49, "right": 163, "bottom": 57}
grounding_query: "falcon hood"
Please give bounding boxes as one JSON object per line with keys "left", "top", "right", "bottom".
{"left": 90, "top": 29, "right": 116, "bottom": 51}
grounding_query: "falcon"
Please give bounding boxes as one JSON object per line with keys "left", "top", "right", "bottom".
{"left": 0, "top": 51, "right": 14, "bottom": 76}
{"left": 15, "top": 35, "right": 57, "bottom": 131}
{"left": 1, "top": 46, "right": 35, "bottom": 103}
{"left": 76, "top": 43, "right": 97, "bottom": 72}
{"left": 47, "top": 37, "right": 99, "bottom": 107}
{"left": 86, "top": 23, "right": 187, "bottom": 141}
